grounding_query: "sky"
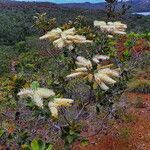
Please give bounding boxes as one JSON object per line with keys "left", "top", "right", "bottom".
{"left": 15, "top": 0, "right": 105, "bottom": 3}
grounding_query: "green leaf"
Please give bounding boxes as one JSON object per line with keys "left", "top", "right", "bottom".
{"left": 0, "top": 129, "right": 5, "bottom": 137}
{"left": 26, "top": 64, "right": 34, "bottom": 68}
{"left": 31, "top": 81, "right": 39, "bottom": 90}
{"left": 96, "top": 105, "right": 100, "bottom": 113}
{"left": 26, "top": 100, "right": 35, "bottom": 108}
{"left": 69, "top": 130, "right": 75, "bottom": 135}
{"left": 124, "top": 40, "right": 133, "bottom": 47}
{"left": 123, "top": 50, "right": 131, "bottom": 59}
{"left": 46, "top": 144, "right": 53, "bottom": 150}
{"left": 21, "top": 144, "right": 31, "bottom": 150}
{"left": 38, "top": 140, "right": 45, "bottom": 150}
{"left": 109, "top": 41, "right": 116, "bottom": 46}
{"left": 66, "top": 135, "right": 74, "bottom": 144}
{"left": 93, "top": 82, "right": 98, "bottom": 89}
{"left": 31, "top": 139, "right": 39, "bottom": 150}
{"left": 81, "top": 139, "right": 89, "bottom": 147}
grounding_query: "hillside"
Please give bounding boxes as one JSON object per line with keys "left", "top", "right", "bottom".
{"left": 0, "top": 1, "right": 60, "bottom": 10}
{"left": 0, "top": 0, "right": 150, "bottom": 46}
{"left": 61, "top": 0, "right": 150, "bottom": 12}
{"left": 1, "top": 0, "right": 150, "bottom": 12}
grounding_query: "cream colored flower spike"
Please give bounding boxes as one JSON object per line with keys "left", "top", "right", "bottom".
{"left": 18, "top": 87, "right": 55, "bottom": 108}
{"left": 98, "top": 68, "right": 120, "bottom": 77}
{"left": 48, "top": 98, "right": 74, "bottom": 118}
{"left": 48, "top": 102, "right": 58, "bottom": 118}
{"left": 94, "top": 20, "right": 127, "bottom": 35}
{"left": 50, "top": 107, "right": 58, "bottom": 118}
{"left": 53, "top": 38, "right": 65, "bottom": 49}
{"left": 96, "top": 73, "right": 116, "bottom": 84}
{"left": 36, "top": 88, "right": 55, "bottom": 98}
{"left": 94, "top": 21, "right": 106, "bottom": 27}
{"left": 94, "top": 67, "right": 120, "bottom": 91}
{"left": 92, "top": 55, "right": 110, "bottom": 64}
{"left": 33, "top": 93, "right": 44, "bottom": 108}
{"left": 39, "top": 28, "right": 62, "bottom": 40}
{"left": 40, "top": 27, "right": 92, "bottom": 49}
{"left": 75, "top": 67, "right": 88, "bottom": 72}
{"left": 114, "top": 22, "right": 127, "bottom": 29}
{"left": 62, "top": 27, "right": 76, "bottom": 35}
{"left": 66, "top": 72, "right": 87, "bottom": 78}
{"left": 99, "top": 82, "right": 109, "bottom": 91}
{"left": 113, "top": 30, "right": 126, "bottom": 35}
{"left": 54, "top": 98, "right": 74, "bottom": 107}
{"left": 17, "top": 88, "right": 33, "bottom": 98}
{"left": 76, "top": 56, "right": 92, "bottom": 69}
{"left": 94, "top": 73, "right": 109, "bottom": 90}
{"left": 108, "top": 35, "right": 113, "bottom": 38}
{"left": 96, "top": 55, "right": 109, "bottom": 60}
{"left": 76, "top": 56, "right": 89, "bottom": 63}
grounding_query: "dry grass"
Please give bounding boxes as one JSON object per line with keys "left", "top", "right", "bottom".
{"left": 127, "top": 79, "right": 150, "bottom": 94}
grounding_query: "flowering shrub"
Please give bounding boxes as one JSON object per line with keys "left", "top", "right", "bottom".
{"left": 10, "top": 17, "right": 125, "bottom": 148}
{"left": 0, "top": 15, "right": 131, "bottom": 148}
{"left": 1, "top": 1, "right": 149, "bottom": 149}
{"left": 2, "top": 15, "right": 125, "bottom": 147}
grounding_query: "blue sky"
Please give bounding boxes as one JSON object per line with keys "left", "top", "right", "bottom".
{"left": 16, "top": 0, "right": 105, "bottom": 3}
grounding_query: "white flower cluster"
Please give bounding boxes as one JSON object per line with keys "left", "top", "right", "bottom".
{"left": 66, "top": 55, "right": 120, "bottom": 91}
{"left": 40, "top": 27, "right": 93, "bottom": 50}
{"left": 17, "top": 88, "right": 55, "bottom": 108}
{"left": 94, "top": 21, "right": 127, "bottom": 36}
{"left": 18, "top": 88, "right": 74, "bottom": 118}
{"left": 48, "top": 98, "right": 74, "bottom": 118}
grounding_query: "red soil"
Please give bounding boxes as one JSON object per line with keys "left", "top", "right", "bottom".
{"left": 73, "top": 92, "right": 150, "bottom": 150}
{"left": 116, "top": 38, "right": 150, "bottom": 58}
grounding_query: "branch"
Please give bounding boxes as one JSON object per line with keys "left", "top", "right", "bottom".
{"left": 60, "top": 108, "right": 71, "bottom": 126}
{"left": 75, "top": 102, "right": 90, "bottom": 120}
{"left": 81, "top": 112, "right": 110, "bottom": 139}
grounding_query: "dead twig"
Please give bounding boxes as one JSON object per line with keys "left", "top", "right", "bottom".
{"left": 75, "top": 102, "right": 90, "bottom": 120}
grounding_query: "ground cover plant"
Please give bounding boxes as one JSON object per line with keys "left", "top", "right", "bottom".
{"left": 0, "top": 0, "right": 150, "bottom": 149}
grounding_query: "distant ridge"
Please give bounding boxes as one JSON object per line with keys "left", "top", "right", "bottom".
{"left": 0, "top": 0, "right": 61, "bottom": 10}
{"left": 0, "top": 0, "right": 149, "bottom": 12}
{"left": 61, "top": 0, "right": 150, "bottom": 12}
{"left": 61, "top": 2, "right": 106, "bottom": 10}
